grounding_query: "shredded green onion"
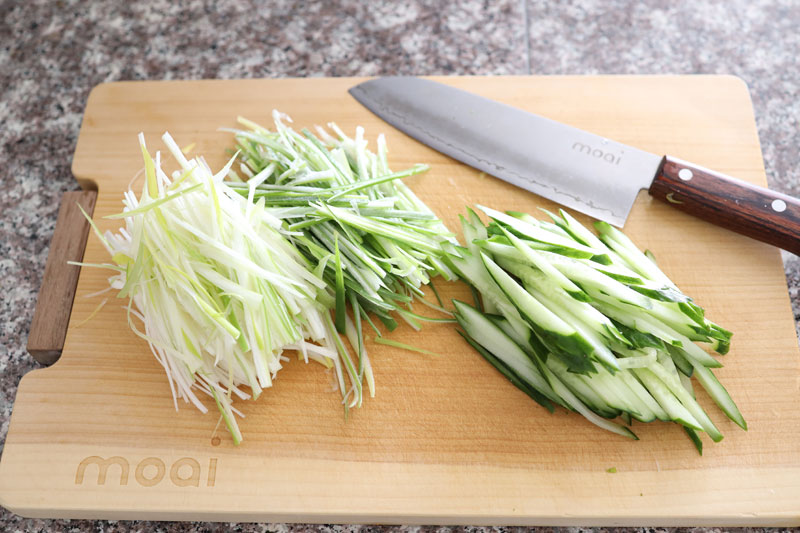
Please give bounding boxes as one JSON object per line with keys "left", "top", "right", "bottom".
{"left": 82, "top": 114, "right": 457, "bottom": 444}
{"left": 373, "top": 337, "right": 443, "bottom": 357}
{"left": 226, "top": 112, "right": 459, "bottom": 407}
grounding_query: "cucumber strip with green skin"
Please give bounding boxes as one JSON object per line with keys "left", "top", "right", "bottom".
{"left": 631, "top": 368, "right": 703, "bottom": 430}
{"left": 469, "top": 285, "right": 483, "bottom": 311}
{"left": 702, "top": 321, "right": 733, "bottom": 354}
{"left": 684, "top": 426, "right": 704, "bottom": 455}
{"left": 499, "top": 257, "right": 629, "bottom": 346}
{"left": 487, "top": 314, "right": 530, "bottom": 347}
{"left": 628, "top": 283, "right": 691, "bottom": 304}
{"left": 559, "top": 210, "right": 609, "bottom": 249}
{"left": 643, "top": 300, "right": 711, "bottom": 340}
{"left": 615, "top": 350, "right": 658, "bottom": 369}
{"left": 679, "top": 301, "right": 707, "bottom": 324}
{"left": 594, "top": 221, "right": 677, "bottom": 289}
{"left": 447, "top": 248, "right": 529, "bottom": 338}
{"left": 487, "top": 313, "right": 549, "bottom": 358}
{"left": 465, "top": 206, "right": 484, "bottom": 231}
{"left": 478, "top": 205, "right": 604, "bottom": 256}
{"left": 593, "top": 365, "right": 657, "bottom": 420}
{"left": 451, "top": 206, "right": 742, "bottom": 448}
{"left": 664, "top": 346, "right": 699, "bottom": 398}
{"left": 481, "top": 252, "right": 596, "bottom": 372}
{"left": 458, "top": 330, "right": 556, "bottom": 413}
{"left": 546, "top": 358, "right": 618, "bottom": 418}
{"left": 460, "top": 213, "right": 487, "bottom": 257}
{"left": 453, "top": 300, "right": 562, "bottom": 405}
{"left": 658, "top": 349, "right": 683, "bottom": 385}
{"left": 669, "top": 340, "right": 722, "bottom": 369}
{"left": 706, "top": 336, "right": 731, "bottom": 356}
{"left": 522, "top": 281, "right": 621, "bottom": 372}
{"left": 486, "top": 314, "right": 563, "bottom": 401}
{"left": 616, "top": 367, "right": 669, "bottom": 421}
{"left": 667, "top": 344, "right": 694, "bottom": 377}
{"left": 480, "top": 253, "right": 580, "bottom": 339}
{"left": 553, "top": 209, "right": 615, "bottom": 263}
{"left": 619, "top": 282, "right": 709, "bottom": 333}
{"left": 691, "top": 361, "right": 747, "bottom": 430}
{"left": 611, "top": 321, "right": 666, "bottom": 351}
{"left": 705, "top": 320, "right": 734, "bottom": 341}
{"left": 679, "top": 372, "right": 695, "bottom": 399}
{"left": 577, "top": 367, "right": 643, "bottom": 417}
{"left": 574, "top": 257, "right": 644, "bottom": 285}
{"left": 498, "top": 226, "right": 588, "bottom": 301}
{"left": 646, "top": 361, "right": 723, "bottom": 442}
{"left": 538, "top": 254, "right": 653, "bottom": 309}
{"left": 480, "top": 236, "right": 596, "bottom": 259}
{"left": 427, "top": 255, "right": 459, "bottom": 282}
{"left": 594, "top": 298, "right": 721, "bottom": 369}
{"left": 510, "top": 211, "right": 574, "bottom": 240}
{"left": 540, "top": 364, "right": 638, "bottom": 440}
{"left": 591, "top": 300, "right": 683, "bottom": 347}
{"left": 537, "top": 220, "right": 577, "bottom": 241}
{"left": 485, "top": 315, "right": 560, "bottom": 396}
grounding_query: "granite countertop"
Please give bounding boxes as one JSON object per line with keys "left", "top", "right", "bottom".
{"left": 1, "top": 0, "right": 798, "bottom": 531}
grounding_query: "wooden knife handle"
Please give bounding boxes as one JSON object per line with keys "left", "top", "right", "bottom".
{"left": 27, "top": 190, "right": 98, "bottom": 365}
{"left": 649, "top": 156, "right": 800, "bottom": 255}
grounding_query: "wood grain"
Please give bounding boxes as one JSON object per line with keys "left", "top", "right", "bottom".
{"left": 650, "top": 156, "right": 800, "bottom": 254}
{"left": 1, "top": 76, "right": 798, "bottom": 525}
{"left": 27, "top": 190, "right": 97, "bottom": 365}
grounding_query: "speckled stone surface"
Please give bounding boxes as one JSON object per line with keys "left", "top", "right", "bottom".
{"left": 0, "top": 0, "right": 798, "bottom": 530}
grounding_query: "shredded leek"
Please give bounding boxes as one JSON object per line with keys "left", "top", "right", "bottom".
{"left": 85, "top": 133, "right": 349, "bottom": 444}
{"left": 83, "top": 115, "right": 456, "bottom": 444}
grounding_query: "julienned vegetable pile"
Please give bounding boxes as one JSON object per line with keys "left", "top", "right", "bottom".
{"left": 446, "top": 206, "right": 745, "bottom": 451}
{"left": 85, "top": 114, "right": 454, "bottom": 444}
{"left": 85, "top": 112, "right": 744, "bottom": 451}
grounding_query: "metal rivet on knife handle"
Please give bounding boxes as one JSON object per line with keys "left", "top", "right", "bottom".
{"left": 649, "top": 156, "right": 800, "bottom": 255}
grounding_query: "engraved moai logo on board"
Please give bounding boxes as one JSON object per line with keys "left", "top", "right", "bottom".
{"left": 75, "top": 456, "right": 218, "bottom": 487}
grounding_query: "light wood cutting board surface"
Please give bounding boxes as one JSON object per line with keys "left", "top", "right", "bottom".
{"left": 1, "top": 76, "right": 798, "bottom": 525}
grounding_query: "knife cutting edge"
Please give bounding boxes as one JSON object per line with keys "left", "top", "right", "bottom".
{"left": 349, "top": 77, "right": 800, "bottom": 255}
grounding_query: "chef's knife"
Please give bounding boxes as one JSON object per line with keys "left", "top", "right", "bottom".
{"left": 349, "top": 77, "right": 800, "bottom": 254}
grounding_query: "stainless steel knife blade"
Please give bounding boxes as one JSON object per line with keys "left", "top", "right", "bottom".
{"left": 349, "top": 77, "right": 663, "bottom": 227}
{"left": 349, "top": 76, "right": 800, "bottom": 254}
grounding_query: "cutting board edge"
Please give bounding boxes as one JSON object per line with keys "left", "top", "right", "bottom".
{"left": 1, "top": 441, "right": 799, "bottom": 526}
{"left": 3, "top": 509, "right": 799, "bottom": 527}
{"left": 1, "top": 469, "right": 798, "bottom": 527}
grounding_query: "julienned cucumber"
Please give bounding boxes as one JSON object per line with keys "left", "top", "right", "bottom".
{"left": 448, "top": 206, "right": 745, "bottom": 453}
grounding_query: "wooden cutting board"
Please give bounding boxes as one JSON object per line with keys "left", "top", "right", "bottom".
{"left": 1, "top": 76, "right": 799, "bottom": 525}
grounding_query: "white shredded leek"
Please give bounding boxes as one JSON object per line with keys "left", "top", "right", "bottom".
{"left": 85, "top": 133, "right": 349, "bottom": 445}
